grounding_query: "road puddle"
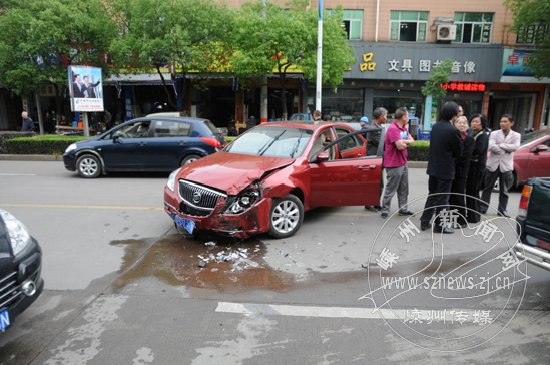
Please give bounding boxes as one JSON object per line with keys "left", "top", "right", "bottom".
{"left": 110, "top": 234, "right": 295, "bottom": 293}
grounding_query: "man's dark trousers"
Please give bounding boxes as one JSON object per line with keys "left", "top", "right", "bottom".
{"left": 420, "top": 176, "right": 453, "bottom": 228}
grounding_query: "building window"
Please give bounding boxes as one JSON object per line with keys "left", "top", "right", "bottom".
{"left": 454, "top": 12, "right": 493, "bottom": 43}
{"left": 390, "top": 11, "right": 428, "bottom": 42}
{"left": 327, "top": 9, "right": 363, "bottom": 40}
{"left": 516, "top": 23, "right": 550, "bottom": 44}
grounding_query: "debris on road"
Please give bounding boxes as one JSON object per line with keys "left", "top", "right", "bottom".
{"left": 204, "top": 241, "right": 217, "bottom": 247}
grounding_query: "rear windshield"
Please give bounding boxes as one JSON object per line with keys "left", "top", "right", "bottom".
{"left": 203, "top": 120, "right": 218, "bottom": 135}
{"left": 225, "top": 126, "right": 313, "bottom": 157}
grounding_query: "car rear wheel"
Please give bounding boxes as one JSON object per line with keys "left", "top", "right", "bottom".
{"left": 181, "top": 154, "right": 201, "bottom": 166}
{"left": 76, "top": 154, "right": 101, "bottom": 178}
{"left": 269, "top": 195, "right": 304, "bottom": 238}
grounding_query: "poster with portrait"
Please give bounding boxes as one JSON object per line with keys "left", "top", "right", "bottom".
{"left": 68, "top": 65, "right": 104, "bottom": 112}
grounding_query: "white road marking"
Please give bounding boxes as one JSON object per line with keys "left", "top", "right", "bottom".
{"left": 0, "top": 173, "right": 36, "bottom": 176}
{"left": 215, "top": 302, "right": 402, "bottom": 320}
{"left": 0, "top": 203, "right": 162, "bottom": 211}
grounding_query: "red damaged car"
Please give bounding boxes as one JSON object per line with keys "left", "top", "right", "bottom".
{"left": 163, "top": 122, "right": 383, "bottom": 238}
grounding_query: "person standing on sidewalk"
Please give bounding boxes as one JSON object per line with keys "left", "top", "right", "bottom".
{"left": 380, "top": 107, "right": 414, "bottom": 219}
{"left": 365, "top": 107, "right": 388, "bottom": 212}
{"left": 419, "top": 101, "right": 463, "bottom": 233}
{"left": 21, "top": 111, "right": 34, "bottom": 132}
{"left": 465, "top": 114, "right": 489, "bottom": 223}
{"left": 480, "top": 114, "right": 520, "bottom": 218}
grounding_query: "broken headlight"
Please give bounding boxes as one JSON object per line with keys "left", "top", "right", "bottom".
{"left": 225, "top": 188, "right": 261, "bottom": 214}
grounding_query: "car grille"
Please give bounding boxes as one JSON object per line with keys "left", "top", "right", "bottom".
{"left": 0, "top": 271, "right": 21, "bottom": 310}
{"left": 178, "top": 180, "right": 227, "bottom": 216}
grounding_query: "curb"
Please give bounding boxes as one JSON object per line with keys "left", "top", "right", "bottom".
{"left": 0, "top": 154, "right": 430, "bottom": 167}
{"left": 0, "top": 154, "right": 63, "bottom": 161}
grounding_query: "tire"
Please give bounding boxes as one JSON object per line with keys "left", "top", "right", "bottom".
{"left": 181, "top": 154, "right": 202, "bottom": 166}
{"left": 76, "top": 154, "right": 101, "bottom": 178}
{"left": 268, "top": 195, "right": 304, "bottom": 238}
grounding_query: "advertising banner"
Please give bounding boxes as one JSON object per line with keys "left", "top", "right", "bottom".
{"left": 68, "top": 65, "right": 103, "bottom": 112}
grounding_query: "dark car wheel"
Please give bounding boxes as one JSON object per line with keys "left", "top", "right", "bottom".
{"left": 76, "top": 154, "right": 101, "bottom": 178}
{"left": 269, "top": 195, "right": 304, "bottom": 238}
{"left": 181, "top": 154, "right": 202, "bottom": 166}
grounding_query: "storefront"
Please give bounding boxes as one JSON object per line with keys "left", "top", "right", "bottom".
{"left": 308, "top": 42, "right": 503, "bottom": 129}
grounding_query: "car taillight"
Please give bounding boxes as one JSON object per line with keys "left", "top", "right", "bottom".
{"left": 200, "top": 137, "right": 222, "bottom": 149}
{"left": 518, "top": 185, "right": 532, "bottom": 216}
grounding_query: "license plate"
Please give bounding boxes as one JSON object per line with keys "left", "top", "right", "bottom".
{"left": 0, "top": 308, "right": 10, "bottom": 332}
{"left": 174, "top": 215, "right": 195, "bottom": 234}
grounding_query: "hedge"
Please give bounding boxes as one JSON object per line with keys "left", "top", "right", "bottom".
{"left": 1, "top": 134, "right": 431, "bottom": 161}
{"left": 3, "top": 134, "right": 88, "bottom": 155}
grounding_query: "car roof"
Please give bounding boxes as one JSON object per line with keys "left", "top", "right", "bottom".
{"left": 131, "top": 115, "right": 208, "bottom": 123}
{"left": 256, "top": 121, "right": 354, "bottom": 131}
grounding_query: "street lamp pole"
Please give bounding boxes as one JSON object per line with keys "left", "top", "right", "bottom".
{"left": 315, "top": 0, "right": 323, "bottom": 112}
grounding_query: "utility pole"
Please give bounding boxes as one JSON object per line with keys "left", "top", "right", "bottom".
{"left": 315, "top": 0, "right": 323, "bottom": 112}
{"left": 260, "top": 0, "right": 268, "bottom": 123}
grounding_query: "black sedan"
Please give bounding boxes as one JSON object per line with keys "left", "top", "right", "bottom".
{"left": 0, "top": 210, "right": 43, "bottom": 332}
{"left": 63, "top": 116, "right": 225, "bottom": 178}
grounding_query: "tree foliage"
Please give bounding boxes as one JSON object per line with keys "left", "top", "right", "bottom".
{"left": 0, "top": 0, "right": 115, "bottom": 96}
{"left": 421, "top": 59, "right": 453, "bottom": 98}
{"left": 109, "top": 0, "right": 232, "bottom": 108}
{"left": 230, "top": 1, "right": 354, "bottom": 117}
{"left": 506, "top": 0, "right": 550, "bottom": 78}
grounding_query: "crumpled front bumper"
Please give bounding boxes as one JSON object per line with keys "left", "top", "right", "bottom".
{"left": 163, "top": 188, "right": 271, "bottom": 238}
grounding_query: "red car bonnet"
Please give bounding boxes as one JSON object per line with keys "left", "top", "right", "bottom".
{"left": 176, "top": 151, "right": 295, "bottom": 195}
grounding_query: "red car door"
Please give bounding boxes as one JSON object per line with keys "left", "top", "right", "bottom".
{"left": 308, "top": 127, "right": 382, "bottom": 208}
{"left": 525, "top": 136, "right": 550, "bottom": 179}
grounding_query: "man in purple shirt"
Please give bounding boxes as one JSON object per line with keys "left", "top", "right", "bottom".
{"left": 380, "top": 107, "right": 415, "bottom": 218}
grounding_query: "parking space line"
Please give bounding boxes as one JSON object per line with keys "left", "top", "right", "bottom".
{"left": 0, "top": 203, "right": 163, "bottom": 211}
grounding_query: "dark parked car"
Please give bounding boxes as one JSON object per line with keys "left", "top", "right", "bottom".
{"left": 63, "top": 116, "right": 225, "bottom": 178}
{"left": 0, "top": 210, "right": 43, "bottom": 332}
{"left": 515, "top": 177, "right": 550, "bottom": 271}
{"left": 164, "top": 122, "right": 383, "bottom": 238}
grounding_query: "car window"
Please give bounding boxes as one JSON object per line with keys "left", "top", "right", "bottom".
{"left": 521, "top": 130, "right": 549, "bottom": 145}
{"left": 225, "top": 126, "right": 312, "bottom": 157}
{"left": 113, "top": 121, "right": 151, "bottom": 138}
{"left": 309, "top": 129, "right": 335, "bottom": 160}
{"left": 335, "top": 127, "right": 361, "bottom": 151}
{"left": 153, "top": 120, "right": 191, "bottom": 137}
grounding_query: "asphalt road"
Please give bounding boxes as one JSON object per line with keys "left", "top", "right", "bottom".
{"left": 0, "top": 160, "right": 549, "bottom": 364}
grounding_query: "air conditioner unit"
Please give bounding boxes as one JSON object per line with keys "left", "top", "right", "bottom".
{"left": 437, "top": 24, "right": 457, "bottom": 41}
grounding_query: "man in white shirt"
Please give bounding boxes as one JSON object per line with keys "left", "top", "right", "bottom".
{"left": 480, "top": 114, "right": 521, "bottom": 217}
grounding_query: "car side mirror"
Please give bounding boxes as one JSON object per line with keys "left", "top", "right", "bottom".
{"left": 315, "top": 151, "right": 330, "bottom": 163}
{"left": 534, "top": 144, "right": 549, "bottom": 153}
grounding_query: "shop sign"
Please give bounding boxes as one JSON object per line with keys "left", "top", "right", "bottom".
{"left": 502, "top": 49, "right": 533, "bottom": 77}
{"left": 350, "top": 43, "right": 503, "bottom": 82}
{"left": 440, "top": 82, "right": 486, "bottom": 92}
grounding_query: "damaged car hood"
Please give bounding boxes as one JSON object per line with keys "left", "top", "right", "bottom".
{"left": 179, "top": 152, "right": 295, "bottom": 195}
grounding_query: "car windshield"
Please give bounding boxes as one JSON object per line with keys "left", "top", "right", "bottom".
{"left": 225, "top": 126, "right": 313, "bottom": 157}
{"left": 521, "top": 130, "right": 549, "bottom": 145}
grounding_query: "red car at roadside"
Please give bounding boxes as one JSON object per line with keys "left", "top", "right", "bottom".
{"left": 163, "top": 122, "right": 383, "bottom": 238}
{"left": 512, "top": 129, "right": 550, "bottom": 187}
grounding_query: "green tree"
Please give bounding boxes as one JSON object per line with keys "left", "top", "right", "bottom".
{"left": 421, "top": 59, "right": 453, "bottom": 99}
{"left": 506, "top": 0, "right": 550, "bottom": 78}
{"left": 109, "top": 0, "right": 232, "bottom": 110}
{"left": 230, "top": 1, "right": 354, "bottom": 119}
{"left": 421, "top": 59, "right": 452, "bottom": 129}
{"left": 0, "top": 0, "right": 116, "bottom": 131}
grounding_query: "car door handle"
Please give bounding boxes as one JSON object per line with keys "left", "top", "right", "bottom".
{"left": 358, "top": 165, "right": 377, "bottom": 170}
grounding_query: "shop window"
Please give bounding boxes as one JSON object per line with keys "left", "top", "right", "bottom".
{"left": 454, "top": 12, "right": 493, "bottom": 43}
{"left": 390, "top": 11, "right": 428, "bottom": 42}
{"left": 516, "top": 23, "right": 550, "bottom": 45}
{"left": 327, "top": 9, "right": 364, "bottom": 40}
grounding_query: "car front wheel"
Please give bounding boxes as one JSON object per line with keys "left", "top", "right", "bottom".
{"left": 269, "top": 195, "right": 304, "bottom": 238}
{"left": 76, "top": 154, "right": 101, "bottom": 178}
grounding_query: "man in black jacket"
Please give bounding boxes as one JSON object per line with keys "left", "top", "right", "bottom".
{"left": 419, "top": 101, "right": 463, "bottom": 233}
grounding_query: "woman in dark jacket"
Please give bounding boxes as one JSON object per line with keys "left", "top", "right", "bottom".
{"left": 465, "top": 114, "right": 489, "bottom": 223}
{"left": 450, "top": 116, "right": 475, "bottom": 226}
